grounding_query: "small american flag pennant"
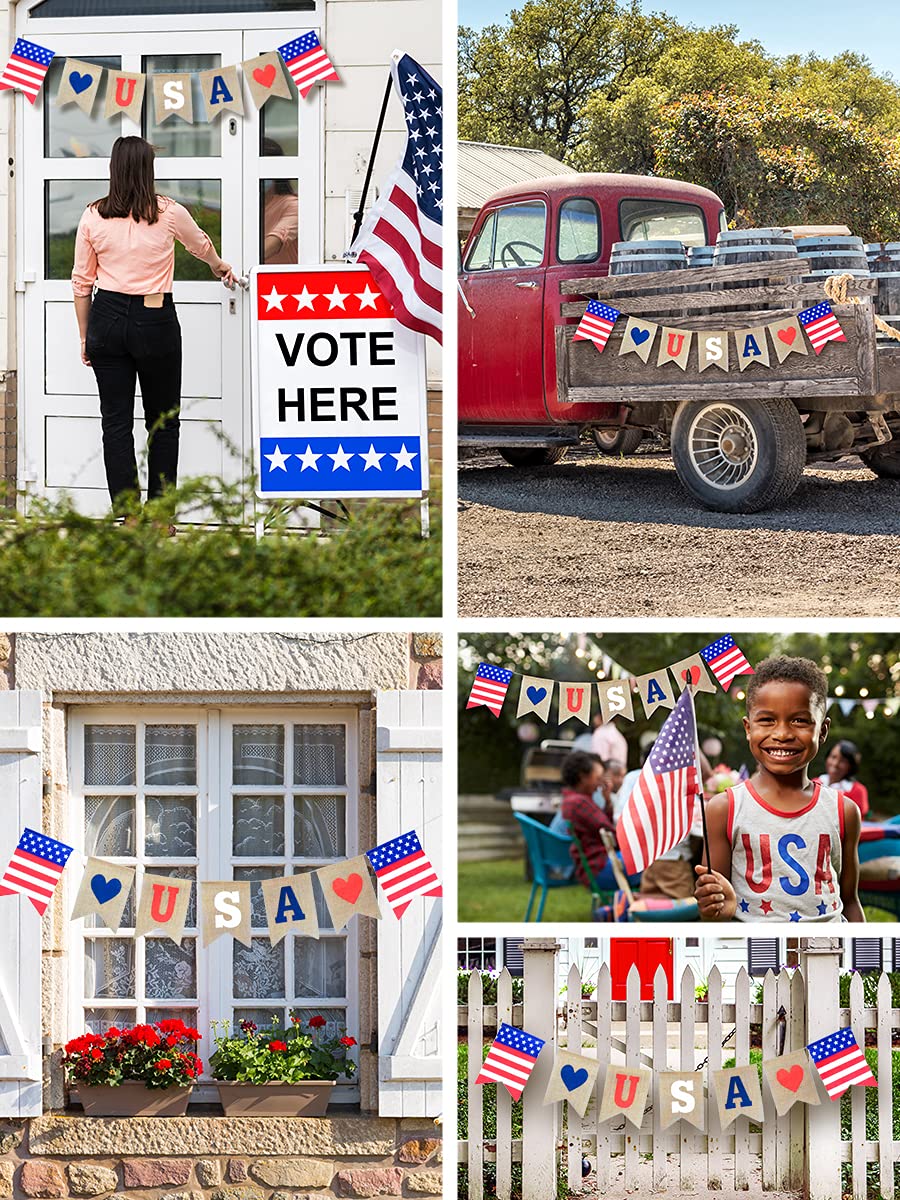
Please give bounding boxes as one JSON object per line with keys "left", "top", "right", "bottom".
{"left": 573, "top": 300, "right": 620, "bottom": 353}
{"left": 466, "top": 662, "right": 513, "bottom": 717}
{"left": 0, "top": 38, "right": 55, "bottom": 105}
{"left": 278, "top": 32, "right": 340, "bottom": 99}
{"left": 798, "top": 302, "right": 846, "bottom": 355}
{"left": 475, "top": 1022, "right": 545, "bottom": 1100}
{"left": 700, "top": 635, "right": 755, "bottom": 692}
{"left": 365, "top": 830, "right": 441, "bottom": 919}
{"left": 0, "top": 828, "right": 73, "bottom": 915}
{"left": 807, "top": 1027, "right": 877, "bottom": 1099}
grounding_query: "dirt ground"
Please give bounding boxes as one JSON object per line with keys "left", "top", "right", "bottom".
{"left": 458, "top": 445, "right": 900, "bottom": 618}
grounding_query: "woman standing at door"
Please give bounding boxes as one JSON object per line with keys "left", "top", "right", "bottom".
{"left": 71, "top": 135, "right": 235, "bottom": 515}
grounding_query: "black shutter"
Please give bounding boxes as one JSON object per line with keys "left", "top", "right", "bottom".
{"left": 503, "top": 938, "right": 525, "bottom": 977}
{"left": 747, "top": 939, "right": 780, "bottom": 976}
{"left": 852, "top": 939, "right": 883, "bottom": 973}
{"left": 893, "top": 940, "right": 900, "bottom": 972}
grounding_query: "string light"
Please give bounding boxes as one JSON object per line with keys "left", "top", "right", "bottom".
{"left": 835, "top": 686, "right": 845, "bottom": 696}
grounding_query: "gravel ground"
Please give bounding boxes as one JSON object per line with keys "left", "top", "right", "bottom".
{"left": 458, "top": 445, "right": 900, "bottom": 618}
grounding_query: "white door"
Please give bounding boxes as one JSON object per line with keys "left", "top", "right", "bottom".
{"left": 16, "top": 8, "right": 323, "bottom": 517}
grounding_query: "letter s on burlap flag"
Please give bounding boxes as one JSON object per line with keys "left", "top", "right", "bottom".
{"left": 475, "top": 1023, "right": 545, "bottom": 1100}
{"left": 659, "top": 1072, "right": 706, "bottom": 1130}
{"left": 0, "top": 828, "right": 73, "bottom": 915}
{"left": 200, "top": 881, "right": 251, "bottom": 947}
{"left": 542, "top": 1049, "right": 600, "bottom": 1116}
{"left": 807, "top": 1027, "right": 877, "bottom": 1098}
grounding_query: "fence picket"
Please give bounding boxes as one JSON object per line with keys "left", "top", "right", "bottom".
{"left": 877, "top": 972, "right": 893, "bottom": 1200}
{"left": 788, "top": 966, "right": 806, "bottom": 1192}
{"left": 495, "top": 968, "right": 513, "bottom": 1200}
{"left": 760, "top": 969, "right": 778, "bottom": 1191}
{"left": 467, "top": 969, "right": 485, "bottom": 1200}
{"left": 595, "top": 963, "right": 612, "bottom": 1190}
{"left": 774, "top": 968, "right": 793, "bottom": 1190}
{"left": 567, "top": 964, "right": 584, "bottom": 1195}
{"left": 849, "top": 971, "right": 866, "bottom": 1200}
{"left": 624, "top": 963, "right": 641, "bottom": 1190}
{"left": 706, "top": 965, "right": 723, "bottom": 1190}
{"left": 652, "top": 965, "right": 668, "bottom": 1192}
{"left": 679, "top": 964, "right": 698, "bottom": 1191}
{"left": 733, "top": 967, "right": 751, "bottom": 1191}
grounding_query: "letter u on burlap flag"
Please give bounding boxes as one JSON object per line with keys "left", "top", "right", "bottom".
{"left": 597, "top": 1064, "right": 652, "bottom": 1128}
{"left": 135, "top": 872, "right": 193, "bottom": 943}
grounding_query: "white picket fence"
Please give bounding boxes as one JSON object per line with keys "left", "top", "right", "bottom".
{"left": 459, "top": 939, "right": 900, "bottom": 1200}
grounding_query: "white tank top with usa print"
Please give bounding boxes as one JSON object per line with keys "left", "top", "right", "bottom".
{"left": 729, "top": 780, "right": 844, "bottom": 922}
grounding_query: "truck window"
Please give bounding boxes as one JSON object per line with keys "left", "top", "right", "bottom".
{"left": 463, "top": 201, "right": 546, "bottom": 271}
{"left": 619, "top": 198, "right": 708, "bottom": 247}
{"left": 557, "top": 197, "right": 600, "bottom": 264}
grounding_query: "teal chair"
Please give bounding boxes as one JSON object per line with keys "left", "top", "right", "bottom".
{"left": 514, "top": 813, "right": 578, "bottom": 921}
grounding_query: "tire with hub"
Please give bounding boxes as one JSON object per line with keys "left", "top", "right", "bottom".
{"left": 670, "top": 397, "right": 806, "bottom": 513}
{"left": 498, "top": 445, "right": 569, "bottom": 468}
{"left": 591, "top": 427, "right": 644, "bottom": 456}
{"left": 862, "top": 443, "right": 900, "bottom": 479}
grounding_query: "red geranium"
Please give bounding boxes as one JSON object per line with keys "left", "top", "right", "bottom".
{"left": 63, "top": 1020, "right": 201, "bottom": 1092}
{"left": 340, "top": 1036, "right": 357, "bottom": 1047}
{"left": 308, "top": 1015, "right": 327, "bottom": 1029}
{"left": 155, "top": 1059, "right": 173, "bottom": 1070}
{"left": 268, "top": 1040, "right": 288, "bottom": 1052}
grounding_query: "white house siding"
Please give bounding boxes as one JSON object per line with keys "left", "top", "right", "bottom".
{"left": 0, "top": 0, "right": 15, "bottom": 489}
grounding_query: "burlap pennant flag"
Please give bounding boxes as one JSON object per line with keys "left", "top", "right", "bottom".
{"left": 698, "top": 330, "right": 729, "bottom": 373}
{"left": 737, "top": 326, "right": 770, "bottom": 370}
{"left": 262, "top": 873, "right": 320, "bottom": 945}
{"left": 242, "top": 51, "right": 291, "bottom": 108}
{"left": 542, "top": 1049, "right": 600, "bottom": 1117}
{"left": 597, "top": 1064, "right": 652, "bottom": 1128}
{"left": 762, "top": 1049, "right": 821, "bottom": 1116}
{"left": 714, "top": 1064, "right": 765, "bottom": 1128}
{"left": 135, "top": 872, "right": 193, "bottom": 944}
{"left": 70, "top": 858, "right": 134, "bottom": 934}
{"left": 597, "top": 679, "right": 634, "bottom": 724}
{"left": 634, "top": 670, "right": 675, "bottom": 719}
{"left": 316, "top": 855, "right": 381, "bottom": 932}
{"left": 200, "top": 881, "right": 251, "bottom": 947}
{"left": 56, "top": 58, "right": 102, "bottom": 113}
{"left": 657, "top": 327, "right": 693, "bottom": 370}
{"left": 199, "top": 65, "right": 243, "bottom": 122}
{"left": 769, "top": 316, "right": 808, "bottom": 363}
{"left": 152, "top": 73, "right": 193, "bottom": 124}
{"left": 659, "top": 1072, "right": 707, "bottom": 1130}
{"left": 558, "top": 681, "right": 592, "bottom": 725}
{"left": 619, "top": 317, "right": 658, "bottom": 363}
{"left": 104, "top": 70, "right": 145, "bottom": 122}
{"left": 670, "top": 654, "right": 717, "bottom": 696}
{"left": 517, "top": 675, "right": 554, "bottom": 722}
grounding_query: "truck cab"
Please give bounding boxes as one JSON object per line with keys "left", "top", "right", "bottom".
{"left": 458, "top": 173, "right": 726, "bottom": 455}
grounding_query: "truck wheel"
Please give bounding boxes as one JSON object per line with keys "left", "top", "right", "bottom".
{"left": 671, "top": 398, "right": 806, "bottom": 513}
{"left": 591, "top": 427, "right": 644, "bottom": 456}
{"left": 499, "top": 446, "right": 569, "bottom": 468}
{"left": 863, "top": 444, "right": 900, "bottom": 479}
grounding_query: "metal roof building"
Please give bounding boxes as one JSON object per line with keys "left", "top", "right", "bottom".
{"left": 458, "top": 139, "right": 577, "bottom": 239}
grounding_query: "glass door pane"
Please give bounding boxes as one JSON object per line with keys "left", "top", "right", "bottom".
{"left": 44, "top": 56, "right": 122, "bottom": 159}
{"left": 143, "top": 55, "right": 222, "bottom": 157}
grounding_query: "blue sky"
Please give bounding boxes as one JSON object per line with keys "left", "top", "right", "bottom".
{"left": 458, "top": 0, "right": 900, "bottom": 79}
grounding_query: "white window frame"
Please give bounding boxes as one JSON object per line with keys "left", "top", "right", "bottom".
{"left": 65, "top": 703, "right": 360, "bottom": 1105}
{"left": 20, "top": 0, "right": 326, "bottom": 36}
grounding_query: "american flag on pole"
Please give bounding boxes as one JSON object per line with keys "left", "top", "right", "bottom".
{"left": 807, "top": 1027, "right": 877, "bottom": 1099}
{"left": 573, "top": 300, "right": 620, "bottom": 353}
{"left": 699, "top": 634, "right": 755, "bottom": 692}
{"left": 475, "top": 1022, "right": 545, "bottom": 1100}
{"left": 616, "top": 689, "right": 700, "bottom": 875}
{"left": 349, "top": 52, "right": 442, "bottom": 342}
{"left": 0, "top": 38, "right": 55, "bottom": 105}
{"left": 0, "top": 828, "right": 73, "bottom": 915}
{"left": 365, "top": 830, "right": 442, "bottom": 918}
{"left": 798, "top": 302, "right": 847, "bottom": 355}
{"left": 277, "top": 32, "right": 340, "bottom": 100}
{"left": 466, "top": 662, "right": 513, "bottom": 717}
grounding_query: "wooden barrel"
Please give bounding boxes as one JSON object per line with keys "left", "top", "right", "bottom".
{"left": 868, "top": 244, "right": 900, "bottom": 337}
{"left": 609, "top": 239, "right": 687, "bottom": 275}
{"left": 796, "top": 235, "right": 869, "bottom": 278}
{"left": 687, "top": 245, "right": 715, "bottom": 267}
{"left": 713, "top": 228, "right": 797, "bottom": 311}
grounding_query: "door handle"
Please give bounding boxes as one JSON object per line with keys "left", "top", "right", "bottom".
{"left": 515, "top": 281, "right": 538, "bottom": 289}
{"left": 222, "top": 274, "right": 251, "bottom": 291}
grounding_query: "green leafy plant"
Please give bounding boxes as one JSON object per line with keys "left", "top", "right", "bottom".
{"left": 695, "top": 978, "right": 709, "bottom": 1002}
{"left": 209, "top": 1014, "right": 357, "bottom": 1084}
{"left": 458, "top": 969, "right": 524, "bottom": 1005}
{"left": 63, "top": 1018, "right": 202, "bottom": 1090}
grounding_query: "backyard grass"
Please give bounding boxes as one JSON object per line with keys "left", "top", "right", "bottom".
{"left": 457, "top": 856, "right": 896, "bottom": 924}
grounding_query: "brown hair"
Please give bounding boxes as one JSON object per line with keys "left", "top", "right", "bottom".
{"left": 93, "top": 136, "right": 160, "bottom": 224}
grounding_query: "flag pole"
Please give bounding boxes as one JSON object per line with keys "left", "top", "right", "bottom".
{"left": 350, "top": 71, "right": 393, "bottom": 247}
{"left": 687, "top": 683, "right": 712, "bottom": 871}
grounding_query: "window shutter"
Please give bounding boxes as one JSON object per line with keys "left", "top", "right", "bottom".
{"left": 893, "top": 939, "right": 900, "bottom": 973}
{"left": 375, "top": 690, "right": 442, "bottom": 1118}
{"left": 0, "top": 691, "right": 43, "bottom": 1117}
{"left": 503, "top": 938, "right": 525, "bottom": 977}
{"left": 851, "top": 939, "right": 883, "bottom": 973}
{"left": 747, "top": 939, "right": 781, "bottom": 976}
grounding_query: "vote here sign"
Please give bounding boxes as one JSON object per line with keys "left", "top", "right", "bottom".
{"left": 252, "top": 264, "right": 428, "bottom": 499}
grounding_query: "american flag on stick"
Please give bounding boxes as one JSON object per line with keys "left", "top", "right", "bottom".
{"left": 365, "top": 830, "right": 442, "bottom": 918}
{"left": 0, "top": 38, "right": 55, "bottom": 105}
{"left": 466, "top": 662, "right": 513, "bottom": 717}
{"left": 573, "top": 300, "right": 620, "bottom": 353}
{"left": 350, "top": 52, "right": 442, "bottom": 342}
{"left": 0, "top": 828, "right": 73, "bottom": 915}
{"left": 277, "top": 32, "right": 340, "bottom": 100}
{"left": 475, "top": 1022, "right": 545, "bottom": 1100}
{"left": 616, "top": 689, "right": 700, "bottom": 876}
{"left": 807, "top": 1027, "right": 877, "bottom": 1099}
{"left": 700, "top": 634, "right": 755, "bottom": 692}
{"left": 798, "top": 302, "right": 847, "bottom": 355}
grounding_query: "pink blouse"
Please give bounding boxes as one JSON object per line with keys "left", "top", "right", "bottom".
{"left": 71, "top": 195, "right": 221, "bottom": 297}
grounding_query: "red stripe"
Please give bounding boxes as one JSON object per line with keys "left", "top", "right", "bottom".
{"left": 358, "top": 253, "right": 442, "bottom": 342}
{"left": 15, "top": 847, "right": 64, "bottom": 870}
{"left": 371, "top": 217, "right": 442, "bottom": 312}
{"left": 389, "top": 872, "right": 439, "bottom": 901}
{"left": 375, "top": 849, "right": 425, "bottom": 879}
{"left": 387, "top": 186, "right": 442, "bottom": 270}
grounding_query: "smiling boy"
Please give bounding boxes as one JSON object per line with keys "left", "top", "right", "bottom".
{"left": 695, "top": 656, "right": 863, "bottom": 922}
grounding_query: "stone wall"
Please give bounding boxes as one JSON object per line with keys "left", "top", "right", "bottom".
{"left": 0, "top": 1118, "right": 442, "bottom": 1200}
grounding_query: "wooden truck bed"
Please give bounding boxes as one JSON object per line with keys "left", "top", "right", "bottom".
{"left": 557, "top": 257, "right": 899, "bottom": 409}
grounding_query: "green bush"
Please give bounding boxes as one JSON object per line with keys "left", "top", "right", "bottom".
{"left": 458, "top": 1042, "right": 524, "bottom": 1200}
{"left": 838, "top": 971, "right": 900, "bottom": 1009}
{"left": 0, "top": 478, "right": 440, "bottom": 617}
{"left": 458, "top": 970, "right": 524, "bottom": 1005}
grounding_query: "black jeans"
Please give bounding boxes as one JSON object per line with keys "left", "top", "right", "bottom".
{"left": 86, "top": 289, "right": 182, "bottom": 508}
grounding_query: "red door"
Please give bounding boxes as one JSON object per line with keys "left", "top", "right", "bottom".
{"left": 458, "top": 198, "right": 549, "bottom": 425}
{"left": 609, "top": 938, "right": 674, "bottom": 1001}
